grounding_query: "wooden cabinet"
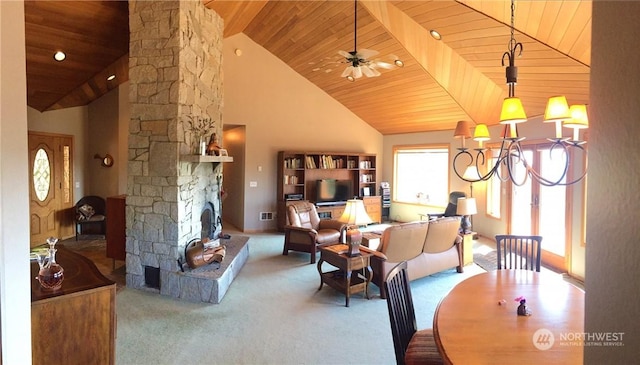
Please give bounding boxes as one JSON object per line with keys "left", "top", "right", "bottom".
{"left": 362, "top": 196, "right": 382, "bottom": 224}
{"left": 31, "top": 246, "right": 116, "bottom": 365}
{"left": 106, "top": 195, "right": 126, "bottom": 264}
{"left": 277, "top": 151, "right": 379, "bottom": 231}
{"left": 316, "top": 205, "right": 346, "bottom": 220}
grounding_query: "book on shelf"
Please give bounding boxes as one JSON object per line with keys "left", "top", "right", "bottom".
{"left": 305, "top": 155, "right": 317, "bottom": 169}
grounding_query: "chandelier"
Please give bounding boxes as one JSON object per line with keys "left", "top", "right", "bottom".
{"left": 452, "top": 0, "right": 588, "bottom": 187}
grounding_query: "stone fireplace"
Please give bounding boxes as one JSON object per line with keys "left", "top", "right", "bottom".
{"left": 125, "top": 0, "right": 242, "bottom": 303}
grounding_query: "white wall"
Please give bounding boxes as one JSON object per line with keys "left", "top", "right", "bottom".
{"left": 586, "top": 2, "right": 640, "bottom": 362}
{"left": 0, "top": 1, "right": 32, "bottom": 362}
{"left": 27, "top": 84, "right": 127, "bottom": 202}
{"left": 222, "top": 33, "right": 383, "bottom": 232}
{"left": 222, "top": 125, "right": 246, "bottom": 230}
{"left": 118, "top": 81, "right": 130, "bottom": 194}
{"left": 88, "top": 86, "right": 121, "bottom": 198}
{"left": 27, "top": 106, "right": 89, "bottom": 201}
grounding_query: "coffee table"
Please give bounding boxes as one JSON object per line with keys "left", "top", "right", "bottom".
{"left": 317, "top": 244, "right": 372, "bottom": 307}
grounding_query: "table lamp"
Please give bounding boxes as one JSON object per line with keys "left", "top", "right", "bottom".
{"left": 338, "top": 199, "right": 373, "bottom": 257}
{"left": 456, "top": 197, "right": 477, "bottom": 234}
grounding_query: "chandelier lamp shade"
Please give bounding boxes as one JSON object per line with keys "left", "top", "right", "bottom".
{"left": 452, "top": 0, "right": 588, "bottom": 187}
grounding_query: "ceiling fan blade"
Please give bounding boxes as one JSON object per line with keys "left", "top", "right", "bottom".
{"left": 365, "top": 66, "right": 381, "bottom": 77}
{"left": 338, "top": 50, "right": 352, "bottom": 58}
{"left": 374, "top": 61, "right": 394, "bottom": 70}
{"left": 361, "top": 65, "right": 375, "bottom": 77}
{"left": 357, "top": 48, "right": 379, "bottom": 60}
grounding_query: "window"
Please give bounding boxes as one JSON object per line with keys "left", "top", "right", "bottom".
{"left": 33, "top": 148, "right": 51, "bottom": 201}
{"left": 393, "top": 145, "right": 449, "bottom": 206}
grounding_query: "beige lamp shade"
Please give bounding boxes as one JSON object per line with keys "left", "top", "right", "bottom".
{"left": 499, "top": 97, "right": 527, "bottom": 124}
{"left": 463, "top": 166, "right": 482, "bottom": 181}
{"left": 454, "top": 120, "right": 472, "bottom": 138}
{"left": 339, "top": 199, "right": 373, "bottom": 226}
{"left": 456, "top": 197, "right": 477, "bottom": 216}
{"left": 543, "top": 96, "right": 571, "bottom": 122}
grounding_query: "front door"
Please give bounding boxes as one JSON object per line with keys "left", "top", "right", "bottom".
{"left": 509, "top": 142, "right": 571, "bottom": 272}
{"left": 28, "top": 132, "right": 74, "bottom": 247}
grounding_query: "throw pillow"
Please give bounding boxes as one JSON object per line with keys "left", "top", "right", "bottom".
{"left": 77, "top": 204, "right": 95, "bottom": 220}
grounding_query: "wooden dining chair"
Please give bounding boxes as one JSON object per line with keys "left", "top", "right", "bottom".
{"left": 384, "top": 261, "right": 444, "bottom": 365}
{"left": 495, "top": 235, "right": 543, "bottom": 272}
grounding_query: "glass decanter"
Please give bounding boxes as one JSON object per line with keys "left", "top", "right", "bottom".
{"left": 35, "top": 237, "right": 64, "bottom": 290}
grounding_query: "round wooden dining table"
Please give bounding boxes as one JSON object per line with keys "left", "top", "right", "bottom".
{"left": 433, "top": 270, "right": 584, "bottom": 364}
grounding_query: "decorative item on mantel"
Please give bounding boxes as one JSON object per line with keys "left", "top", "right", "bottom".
{"left": 207, "top": 133, "right": 222, "bottom": 156}
{"left": 185, "top": 115, "right": 217, "bottom": 155}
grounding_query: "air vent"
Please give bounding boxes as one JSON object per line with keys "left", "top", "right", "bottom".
{"left": 260, "top": 212, "right": 274, "bottom": 221}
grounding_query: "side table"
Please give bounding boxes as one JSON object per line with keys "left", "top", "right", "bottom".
{"left": 317, "top": 244, "right": 372, "bottom": 307}
{"left": 462, "top": 232, "right": 476, "bottom": 265}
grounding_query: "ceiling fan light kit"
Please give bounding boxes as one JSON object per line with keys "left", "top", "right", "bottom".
{"left": 452, "top": 0, "right": 589, "bottom": 187}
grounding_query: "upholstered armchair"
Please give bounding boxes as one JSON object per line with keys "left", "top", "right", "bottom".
{"left": 427, "top": 191, "right": 466, "bottom": 220}
{"left": 283, "top": 201, "right": 346, "bottom": 264}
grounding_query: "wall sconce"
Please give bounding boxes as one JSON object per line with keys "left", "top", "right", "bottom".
{"left": 94, "top": 153, "right": 114, "bottom": 167}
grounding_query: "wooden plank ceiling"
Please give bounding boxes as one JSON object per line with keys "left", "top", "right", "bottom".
{"left": 25, "top": 0, "right": 591, "bottom": 135}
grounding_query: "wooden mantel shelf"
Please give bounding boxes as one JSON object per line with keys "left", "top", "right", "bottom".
{"left": 181, "top": 155, "right": 233, "bottom": 163}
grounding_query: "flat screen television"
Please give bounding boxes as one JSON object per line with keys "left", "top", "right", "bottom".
{"left": 315, "top": 179, "right": 353, "bottom": 206}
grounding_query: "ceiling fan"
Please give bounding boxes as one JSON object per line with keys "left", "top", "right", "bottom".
{"left": 339, "top": 0, "right": 403, "bottom": 82}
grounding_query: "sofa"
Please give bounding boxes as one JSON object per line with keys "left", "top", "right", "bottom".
{"left": 363, "top": 216, "right": 464, "bottom": 298}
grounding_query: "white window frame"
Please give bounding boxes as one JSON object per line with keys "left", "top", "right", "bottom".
{"left": 486, "top": 148, "right": 501, "bottom": 219}
{"left": 393, "top": 144, "right": 450, "bottom": 207}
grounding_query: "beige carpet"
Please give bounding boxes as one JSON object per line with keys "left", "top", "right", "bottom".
{"left": 113, "top": 233, "right": 486, "bottom": 365}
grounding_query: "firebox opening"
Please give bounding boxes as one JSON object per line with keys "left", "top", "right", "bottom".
{"left": 144, "top": 266, "right": 160, "bottom": 289}
{"left": 201, "top": 202, "right": 216, "bottom": 240}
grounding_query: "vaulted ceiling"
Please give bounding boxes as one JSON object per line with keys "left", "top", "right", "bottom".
{"left": 25, "top": 0, "right": 591, "bottom": 135}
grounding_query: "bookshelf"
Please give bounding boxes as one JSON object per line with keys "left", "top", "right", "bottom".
{"left": 277, "top": 151, "right": 379, "bottom": 231}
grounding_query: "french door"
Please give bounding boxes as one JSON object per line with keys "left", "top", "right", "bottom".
{"left": 509, "top": 142, "right": 571, "bottom": 272}
{"left": 28, "top": 132, "right": 75, "bottom": 247}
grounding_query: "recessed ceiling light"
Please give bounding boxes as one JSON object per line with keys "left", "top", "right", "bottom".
{"left": 107, "top": 74, "right": 116, "bottom": 81}
{"left": 430, "top": 30, "right": 442, "bottom": 41}
{"left": 53, "top": 51, "right": 66, "bottom": 62}
{"left": 346, "top": 75, "right": 355, "bottom": 82}
{"left": 394, "top": 59, "right": 405, "bottom": 68}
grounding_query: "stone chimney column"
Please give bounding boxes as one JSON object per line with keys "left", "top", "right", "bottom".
{"left": 126, "top": 0, "right": 223, "bottom": 299}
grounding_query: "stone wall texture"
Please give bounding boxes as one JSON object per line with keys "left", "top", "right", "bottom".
{"left": 127, "top": 0, "right": 224, "bottom": 301}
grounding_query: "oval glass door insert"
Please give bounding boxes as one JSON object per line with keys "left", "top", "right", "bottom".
{"left": 33, "top": 148, "right": 51, "bottom": 201}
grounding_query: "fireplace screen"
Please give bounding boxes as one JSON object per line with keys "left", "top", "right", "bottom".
{"left": 201, "top": 202, "right": 222, "bottom": 240}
